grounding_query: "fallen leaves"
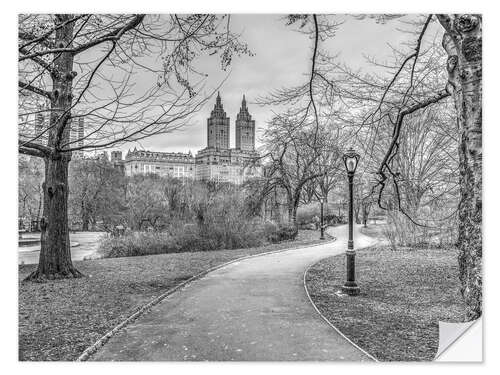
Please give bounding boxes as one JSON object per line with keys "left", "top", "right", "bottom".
{"left": 305, "top": 245, "right": 468, "bottom": 361}
{"left": 19, "top": 230, "right": 324, "bottom": 361}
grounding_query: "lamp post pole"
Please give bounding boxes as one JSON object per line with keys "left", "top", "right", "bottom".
{"left": 320, "top": 197, "right": 325, "bottom": 240}
{"left": 342, "top": 148, "right": 360, "bottom": 296}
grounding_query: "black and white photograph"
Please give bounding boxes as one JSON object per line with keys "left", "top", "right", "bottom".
{"left": 12, "top": 4, "right": 489, "bottom": 365}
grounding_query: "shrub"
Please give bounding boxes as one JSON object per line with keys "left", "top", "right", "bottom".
{"left": 382, "top": 210, "right": 458, "bottom": 250}
{"left": 98, "top": 225, "right": 226, "bottom": 258}
{"left": 265, "top": 222, "right": 298, "bottom": 243}
{"left": 98, "top": 219, "right": 300, "bottom": 259}
{"left": 98, "top": 181, "right": 304, "bottom": 259}
{"left": 296, "top": 203, "right": 344, "bottom": 227}
{"left": 262, "top": 221, "right": 279, "bottom": 242}
{"left": 296, "top": 204, "right": 320, "bottom": 226}
{"left": 324, "top": 213, "right": 345, "bottom": 225}
{"left": 98, "top": 231, "right": 175, "bottom": 258}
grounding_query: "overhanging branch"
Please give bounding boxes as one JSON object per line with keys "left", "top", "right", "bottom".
{"left": 18, "top": 15, "right": 145, "bottom": 61}
{"left": 19, "top": 80, "right": 51, "bottom": 99}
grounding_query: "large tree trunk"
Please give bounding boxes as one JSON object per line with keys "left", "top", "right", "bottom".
{"left": 439, "top": 14, "right": 482, "bottom": 320}
{"left": 287, "top": 202, "right": 298, "bottom": 227}
{"left": 287, "top": 193, "right": 300, "bottom": 228}
{"left": 291, "top": 206, "right": 298, "bottom": 227}
{"left": 287, "top": 204, "right": 294, "bottom": 225}
{"left": 25, "top": 14, "right": 82, "bottom": 281}
{"left": 26, "top": 155, "right": 82, "bottom": 281}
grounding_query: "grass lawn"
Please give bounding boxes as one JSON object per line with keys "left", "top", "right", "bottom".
{"left": 19, "top": 229, "right": 326, "bottom": 361}
{"left": 305, "top": 228, "right": 468, "bottom": 361}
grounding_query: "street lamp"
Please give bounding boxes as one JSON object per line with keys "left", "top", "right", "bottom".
{"left": 342, "top": 147, "right": 360, "bottom": 296}
{"left": 319, "top": 196, "right": 325, "bottom": 240}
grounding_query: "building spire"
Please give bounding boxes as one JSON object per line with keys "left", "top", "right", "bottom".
{"left": 239, "top": 94, "right": 249, "bottom": 115}
{"left": 211, "top": 91, "right": 226, "bottom": 118}
{"left": 235, "top": 93, "right": 255, "bottom": 152}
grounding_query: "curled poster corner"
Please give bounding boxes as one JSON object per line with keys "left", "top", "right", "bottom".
{"left": 435, "top": 317, "right": 482, "bottom": 362}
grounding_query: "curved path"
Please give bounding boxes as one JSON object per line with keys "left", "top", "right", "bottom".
{"left": 92, "top": 225, "right": 377, "bottom": 361}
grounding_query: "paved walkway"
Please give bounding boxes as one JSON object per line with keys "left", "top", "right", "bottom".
{"left": 92, "top": 224, "right": 377, "bottom": 361}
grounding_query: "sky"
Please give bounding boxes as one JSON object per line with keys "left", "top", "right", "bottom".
{"left": 110, "top": 14, "right": 441, "bottom": 156}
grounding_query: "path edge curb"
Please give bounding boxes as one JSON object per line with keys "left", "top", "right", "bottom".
{"left": 76, "top": 235, "right": 336, "bottom": 361}
{"left": 303, "top": 247, "right": 380, "bottom": 362}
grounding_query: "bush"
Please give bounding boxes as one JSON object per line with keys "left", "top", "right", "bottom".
{"left": 382, "top": 210, "right": 458, "bottom": 251}
{"left": 98, "top": 231, "right": 174, "bottom": 258}
{"left": 98, "top": 219, "right": 300, "bottom": 259}
{"left": 99, "top": 224, "right": 231, "bottom": 258}
{"left": 296, "top": 203, "right": 344, "bottom": 227}
{"left": 264, "top": 222, "right": 298, "bottom": 243}
{"left": 296, "top": 204, "right": 320, "bottom": 226}
{"left": 324, "top": 213, "right": 345, "bottom": 225}
{"left": 98, "top": 182, "right": 304, "bottom": 259}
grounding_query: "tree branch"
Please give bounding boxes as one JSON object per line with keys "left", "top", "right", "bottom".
{"left": 18, "top": 80, "right": 51, "bottom": 99}
{"left": 18, "top": 139, "right": 51, "bottom": 156}
{"left": 18, "top": 15, "right": 145, "bottom": 61}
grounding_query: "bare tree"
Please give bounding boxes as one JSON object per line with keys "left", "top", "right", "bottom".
{"left": 273, "top": 14, "right": 481, "bottom": 319}
{"left": 68, "top": 156, "right": 126, "bottom": 231}
{"left": 18, "top": 14, "right": 251, "bottom": 280}
{"left": 300, "top": 127, "right": 343, "bottom": 206}
{"left": 18, "top": 155, "right": 44, "bottom": 231}
{"left": 339, "top": 14, "right": 481, "bottom": 319}
{"left": 363, "top": 14, "right": 481, "bottom": 319}
{"left": 261, "top": 113, "right": 326, "bottom": 226}
{"left": 435, "top": 15, "right": 482, "bottom": 319}
{"left": 255, "top": 15, "right": 346, "bottom": 225}
{"left": 124, "top": 174, "right": 169, "bottom": 230}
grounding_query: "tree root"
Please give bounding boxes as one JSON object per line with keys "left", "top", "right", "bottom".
{"left": 23, "top": 267, "right": 84, "bottom": 283}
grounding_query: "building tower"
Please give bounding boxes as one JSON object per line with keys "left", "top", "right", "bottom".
{"left": 235, "top": 95, "right": 255, "bottom": 151}
{"left": 110, "top": 151, "right": 122, "bottom": 162}
{"left": 35, "top": 112, "right": 47, "bottom": 145}
{"left": 68, "top": 116, "right": 85, "bottom": 158}
{"left": 207, "top": 92, "right": 230, "bottom": 149}
{"left": 77, "top": 117, "right": 84, "bottom": 146}
{"left": 110, "top": 150, "right": 125, "bottom": 173}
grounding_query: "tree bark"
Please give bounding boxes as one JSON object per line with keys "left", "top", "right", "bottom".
{"left": 438, "top": 14, "right": 482, "bottom": 320}
{"left": 25, "top": 155, "right": 82, "bottom": 280}
{"left": 286, "top": 192, "right": 301, "bottom": 228}
{"left": 287, "top": 201, "right": 298, "bottom": 227}
{"left": 287, "top": 204, "right": 294, "bottom": 225}
{"left": 291, "top": 206, "right": 298, "bottom": 227}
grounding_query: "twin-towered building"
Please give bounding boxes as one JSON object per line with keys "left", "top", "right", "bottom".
{"left": 116, "top": 93, "right": 261, "bottom": 184}
{"left": 194, "top": 93, "right": 261, "bottom": 183}
{"left": 205, "top": 92, "right": 255, "bottom": 151}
